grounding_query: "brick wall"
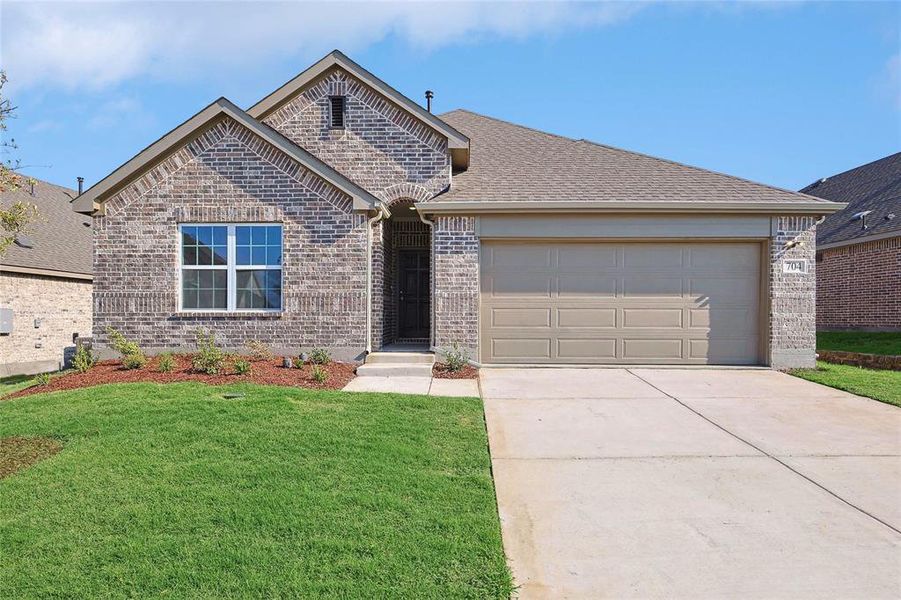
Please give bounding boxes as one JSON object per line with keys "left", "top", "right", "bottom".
{"left": 0, "top": 272, "right": 92, "bottom": 376}
{"left": 432, "top": 216, "right": 479, "bottom": 357}
{"left": 769, "top": 216, "right": 818, "bottom": 369}
{"left": 262, "top": 67, "right": 450, "bottom": 199}
{"left": 93, "top": 116, "right": 369, "bottom": 361}
{"left": 816, "top": 235, "right": 901, "bottom": 331}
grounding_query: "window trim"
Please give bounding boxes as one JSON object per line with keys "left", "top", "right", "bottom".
{"left": 178, "top": 223, "right": 283, "bottom": 313}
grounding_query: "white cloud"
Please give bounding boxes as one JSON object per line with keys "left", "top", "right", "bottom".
{"left": 1, "top": 1, "right": 647, "bottom": 92}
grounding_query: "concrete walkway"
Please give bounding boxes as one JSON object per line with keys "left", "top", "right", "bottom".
{"left": 482, "top": 368, "right": 901, "bottom": 599}
{"left": 342, "top": 375, "right": 479, "bottom": 397}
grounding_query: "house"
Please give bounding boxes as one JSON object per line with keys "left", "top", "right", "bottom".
{"left": 1, "top": 177, "right": 93, "bottom": 376}
{"left": 73, "top": 50, "right": 843, "bottom": 369}
{"left": 801, "top": 152, "right": 900, "bottom": 332}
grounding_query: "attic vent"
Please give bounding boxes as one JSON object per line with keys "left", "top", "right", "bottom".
{"left": 329, "top": 96, "right": 346, "bottom": 129}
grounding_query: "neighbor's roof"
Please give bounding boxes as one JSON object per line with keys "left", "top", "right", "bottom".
{"left": 422, "top": 109, "right": 842, "bottom": 215}
{"left": 73, "top": 97, "right": 381, "bottom": 214}
{"left": 1, "top": 178, "right": 92, "bottom": 279}
{"left": 800, "top": 152, "right": 901, "bottom": 248}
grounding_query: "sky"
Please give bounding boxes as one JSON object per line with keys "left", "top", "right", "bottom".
{"left": 1, "top": 0, "right": 898, "bottom": 193}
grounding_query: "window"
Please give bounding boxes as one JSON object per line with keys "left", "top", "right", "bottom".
{"left": 180, "top": 224, "right": 282, "bottom": 312}
{"left": 329, "top": 96, "right": 346, "bottom": 129}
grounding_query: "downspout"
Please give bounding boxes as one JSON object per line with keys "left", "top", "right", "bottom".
{"left": 417, "top": 209, "right": 436, "bottom": 351}
{"left": 365, "top": 203, "right": 389, "bottom": 355}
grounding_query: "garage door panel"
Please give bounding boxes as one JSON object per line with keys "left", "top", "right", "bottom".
{"left": 481, "top": 241, "right": 761, "bottom": 365}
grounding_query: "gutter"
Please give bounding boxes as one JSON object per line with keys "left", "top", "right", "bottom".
{"left": 365, "top": 203, "right": 390, "bottom": 354}
{"left": 414, "top": 200, "right": 848, "bottom": 216}
{"left": 817, "top": 229, "right": 901, "bottom": 251}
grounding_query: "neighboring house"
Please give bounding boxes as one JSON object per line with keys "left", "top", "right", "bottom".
{"left": 73, "top": 50, "right": 843, "bottom": 369}
{"left": 1, "top": 178, "right": 93, "bottom": 376}
{"left": 800, "top": 153, "right": 901, "bottom": 332}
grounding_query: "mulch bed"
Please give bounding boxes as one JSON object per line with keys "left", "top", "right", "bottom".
{"left": 432, "top": 363, "right": 479, "bottom": 379}
{"left": 4, "top": 355, "right": 357, "bottom": 401}
{"left": 0, "top": 436, "right": 63, "bottom": 479}
{"left": 818, "top": 350, "right": 901, "bottom": 371}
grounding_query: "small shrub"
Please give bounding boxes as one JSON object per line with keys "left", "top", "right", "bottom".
{"left": 192, "top": 329, "right": 226, "bottom": 375}
{"left": 233, "top": 358, "right": 252, "bottom": 375}
{"left": 105, "top": 326, "right": 147, "bottom": 370}
{"left": 311, "top": 364, "right": 328, "bottom": 384}
{"left": 72, "top": 345, "right": 96, "bottom": 373}
{"left": 309, "top": 348, "right": 331, "bottom": 365}
{"left": 157, "top": 352, "right": 174, "bottom": 373}
{"left": 245, "top": 340, "right": 274, "bottom": 362}
{"left": 443, "top": 342, "right": 469, "bottom": 372}
{"left": 32, "top": 373, "right": 51, "bottom": 386}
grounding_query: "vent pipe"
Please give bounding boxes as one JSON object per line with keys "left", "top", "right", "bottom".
{"left": 77, "top": 176, "right": 84, "bottom": 195}
{"left": 425, "top": 90, "right": 434, "bottom": 113}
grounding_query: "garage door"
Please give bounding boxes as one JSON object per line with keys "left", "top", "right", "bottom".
{"left": 480, "top": 241, "right": 762, "bottom": 365}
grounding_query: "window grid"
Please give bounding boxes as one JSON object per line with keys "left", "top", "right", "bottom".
{"left": 179, "top": 224, "right": 283, "bottom": 313}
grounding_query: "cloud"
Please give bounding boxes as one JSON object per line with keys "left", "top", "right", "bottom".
{"left": 1, "top": 1, "right": 647, "bottom": 92}
{"left": 878, "top": 53, "right": 900, "bottom": 110}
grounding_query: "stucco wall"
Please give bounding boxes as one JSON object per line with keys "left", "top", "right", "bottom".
{"left": 816, "top": 235, "right": 901, "bottom": 331}
{"left": 0, "top": 271, "right": 92, "bottom": 376}
{"left": 92, "top": 117, "right": 369, "bottom": 360}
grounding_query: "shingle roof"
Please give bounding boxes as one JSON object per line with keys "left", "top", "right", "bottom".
{"left": 800, "top": 152, "right": 901, "bottom": 247}
{"left": 432, "top": 109, "right": 837, "bottom": 209}
{"left": 0, "top": 177, "right": 92, "bottom": 277}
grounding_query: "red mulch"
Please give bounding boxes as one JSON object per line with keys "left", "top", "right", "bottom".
{"left": 432, "top": 363, "right": 479, "bottom": 379}
{"left": 4, "top": 355, "right": 357, "bottom": 401}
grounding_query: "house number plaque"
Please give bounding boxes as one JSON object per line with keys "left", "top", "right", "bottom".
{"left": 782, "top": 259, "right": 808, "bottom": 274}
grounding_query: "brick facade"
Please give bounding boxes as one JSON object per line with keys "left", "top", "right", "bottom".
{"left": 769, "top": 216, "right": 818, "bottom": 369}
{"left": 432, "top": 216, "right": 479, "bottom": 358}
{"left": 816, "top": 236, "right": 901, "bottom": 331}
{"left": 93, "top": 117, "right": 370, "bottom": 360}
{"left": 0, "top": 272, "right": 92, "bottom": 376}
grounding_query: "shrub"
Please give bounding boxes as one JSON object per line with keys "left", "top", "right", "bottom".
{"left": 443, "top": 342, "right": 469, "bottom": 372}
{"left": 122, "top": 353, "right": 148, "bottom": 370}
{"left": 32, "top": 373, "right": 51, "bottom": 386}
{"left": 72, "top": 345, "right": 95, "bottom": 373}
{"left": 192, "top": 329, "right": 226, "bottom": 375}
{"left": 245, "top": 340, "right": 274, "bottom": 362}
{"left": 311, "top": 364, "right": 328, "bottom": 384}
{"left": 233, "top": 358, "right": 252, "bottom": 375}
{"left": 105, "top": 326, "right": 147, "bottom": 370}
{"left": 157, "top": 352, "right": 175, "bottom": 373}
{"left": 309, "top": 348, "right": 331, "bottom": 365}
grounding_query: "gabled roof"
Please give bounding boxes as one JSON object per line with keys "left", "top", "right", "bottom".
{"left": 1, "top": 178, "right": 92, "bottom": 279}
{"left": 247, "top": 50, "right": 470, "bottom": 168}
{"left": 421, "top": 110, "right": 844, "bottom": 215}
{"left": 800, "top": 152, "right": 901, "bottom": 248}
{"left": 73, "top": 97, "right": 381, "bottom": 214}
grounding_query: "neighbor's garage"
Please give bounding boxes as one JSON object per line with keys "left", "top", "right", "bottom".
{"left": 480, "top": 240, "right": 763, "bottom": 365}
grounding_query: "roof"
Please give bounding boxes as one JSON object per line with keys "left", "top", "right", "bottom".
{"left": 73, "top": 97, "right": 381, "bottom": 214}
{"left": 1, "top": 177, "right": 92, "bottom": 279}
{"left": 247, "top": 50, "right": 470, "bottom": 169}
{"left": 422, "top": 110, "right": 843, "bottom": 215}
{"left": 800, "top": 152, "right": 901, "bottom": 247}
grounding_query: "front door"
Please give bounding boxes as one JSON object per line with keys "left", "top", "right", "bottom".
{"left": 398, "top": 250, "right": 430, "bottom": 340}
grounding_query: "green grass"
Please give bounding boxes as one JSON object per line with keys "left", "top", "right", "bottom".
{"left": 816, "top": 331, "right": 901, "bottom": 356}
{"left": 0, "top": 374, "right": 38, "bottom": 398}
{"left": 0, "top": 383, "right": 512, "bottom": 598}
{"left": 791, "top": 361, "right": 901, "bottom": 407}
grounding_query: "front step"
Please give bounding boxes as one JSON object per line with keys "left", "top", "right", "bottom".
{"left": 355, "top": 363, "right": 434, "bottom": 377}
{"left": 365, "top": 351, "right": 435, "bottom": 365}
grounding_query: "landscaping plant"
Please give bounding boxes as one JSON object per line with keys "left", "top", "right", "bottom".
{"left": 192, "top": 329, "right": 226, "bottom": 375}
{"left": 105, "top": 327, "right": 147, "bottom": 370}
{"left": 309, "top": 348, "right": 330, "bottom": 365}
{"left": 157, "top": 352, "right": 174, "bottom": 373}
{"left": 32, "top": 373, "right": 50, "bottom": 386}
{"left": 233, "top": 359, "right": 252, "bottom": 376}
{"left": 311, "top": 364, "right": 328, "bottom": 384}
{"left": 71, "top": 345, "right": 96, "bottom": 373}
{"left": 443, "top": 342, "right": 469, "bottom": 372}
{"left": 245, "top": 340, "right": 274, "bottom": 362}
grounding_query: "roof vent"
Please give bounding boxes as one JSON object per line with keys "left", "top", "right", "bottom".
{"left": 328, "top": 96, "right": 346, "bottom": 129}
{"left": 14, "top": 234, "right": 34, "bottom": 249}
{"left": 77, "top": 176, "right": 84, "bottom": 195}
{"left": 852, "top": 210, "right": 872, "bottom": 230}
{"left": 886, "top": 213, "right": 896, "bottom": 221}
{"left": 425, "top": 90, "right": 434, "bottom": 113}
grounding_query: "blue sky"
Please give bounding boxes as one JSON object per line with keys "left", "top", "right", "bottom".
{"left": 2, "top": 1, "right": 898, "bottom": 192}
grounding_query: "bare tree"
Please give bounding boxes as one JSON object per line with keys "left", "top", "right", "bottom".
{"left": 0, "top": 70, "right": 40, "bottom": 256}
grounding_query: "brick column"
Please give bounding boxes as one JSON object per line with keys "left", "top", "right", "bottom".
{"left": 433, "top": 216, "right": 479, "bottom": 358}
{"left": 769, "top": 216, "right": 817, "bottom": 369}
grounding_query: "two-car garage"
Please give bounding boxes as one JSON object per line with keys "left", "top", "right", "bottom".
{"left": 479, "top": 239, "right": 764, "bottom": 365}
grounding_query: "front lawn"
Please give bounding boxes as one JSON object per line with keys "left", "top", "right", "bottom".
{"left": 0, "top": 374, "right": 40, "bottom": 398}
{"left": 791, "top": 361, "right": 901, "bottom": 407}
{"left": 816, "top": 331, "right": 901, "bottom": 356}
{"left": 0, "top": 383, "right": 512, "bottom": 598}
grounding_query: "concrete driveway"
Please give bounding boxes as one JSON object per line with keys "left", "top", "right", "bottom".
{"left": 481, "top": 368, "right": 901, "bottom": 599}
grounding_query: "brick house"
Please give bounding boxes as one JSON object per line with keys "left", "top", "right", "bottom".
{"left": 801, "top": 152, "right": 900, "bottom": 332}
{"left": 74, "top": 51, "right": 843, "bottom": 369}
{"left": 2, "top": 178, "right": 93, "bottom": 376}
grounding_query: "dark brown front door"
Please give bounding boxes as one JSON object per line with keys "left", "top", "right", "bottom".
{"left": 398, "top": 250, "right": 430, "bottom": 339}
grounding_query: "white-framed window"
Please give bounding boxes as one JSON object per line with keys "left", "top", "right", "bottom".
{"left": 179, "top": 223, "right": 283, "bottom": 312}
